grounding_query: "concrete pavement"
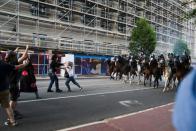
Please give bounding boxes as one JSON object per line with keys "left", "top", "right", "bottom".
{"left": 63, "top": 103, "right": 175, "bottom": 131}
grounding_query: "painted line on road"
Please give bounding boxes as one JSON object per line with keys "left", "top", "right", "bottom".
{"left": 109, "top": 102, "right": 173, "bottom": 120}
{"left": 36, "top": 83, "right": 128, "bottom": 90}
{"left": 57, "top": 121, "right": 105, "bottom": 131}
{"left": 18, "top": 87, "right": 154, "bottom": 103}
{"left": 57, "top": 102, "right": 174, "bottom": 131}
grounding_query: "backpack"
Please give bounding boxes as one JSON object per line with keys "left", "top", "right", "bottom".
{"left": 64, "top": 68, "right": 69, "bottom": 78}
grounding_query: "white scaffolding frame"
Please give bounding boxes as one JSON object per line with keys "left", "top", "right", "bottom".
{"left": 0, "top": 0, "right": 194, "bottom": 56}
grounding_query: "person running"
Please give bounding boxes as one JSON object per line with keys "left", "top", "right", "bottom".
{"left": 47, "top": 54, "right": 63, "bottom": 93}
{"left": 0, "top": 51, "right": 29, "bottom": 126}
{"left": 5, "top": 45, "right": 29, "bottom": 120}
{"left": 65, "top": 62, "right": 83, "bottom": 92}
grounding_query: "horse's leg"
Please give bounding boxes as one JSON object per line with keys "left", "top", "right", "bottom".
{"left": 138, "top": 73, "right": 140, "bottom": 85}
{"left": 153, "top": 75, "right": 156, "bottom": 88}
{"left": 144, "top": 75, "right": 146, "bottom": 86}
{"left": 136, "top": 70, "right": 140, "bottom": 85}
{"left": 163, "top": 77, "right": 169, "bottom": 92}
{"left": 115, "top": 72, "right": 118, "bottom": 80}
{"left": 157, "top": 74, "right": 159, "bottom": 88}
{"left": 122, "top": 74, "right": 125, "bottom": 83}
{"left": 167, "top": 75, "right": 173, "bottom": 91}
{"left": 171, "top": 76, "right": 176, "bottom": 90}
{"left": 176, "top": 77, "right": 181, "bottom": 89}
{"left": 126, "top": 72, "right": 130, "bottom": 83}
{"left": 150, "top": 75, "right": 152, "bottom": 87}
{"left": 138, "top": 74, "right": 140, "bottom": 85}
{"left": 122, "top": 74, "right": 129, "bottom": 83}
{"left": 166, "top": 72, "right": 174, "bottom": 91}
{"left": 154, "top": 76, "right": 158, "bottom": 88}
{"left": 177, "top": 80, "right": 180, "bottom": 88}
{"left": 110, "top": 71, "right": 114, "bottom": 80}
{"left": 118, "top": 72, "right": 121, "bottom": 80}
{"left": 111, "top": 70, "right": 116, "bottom": 80}
{"left": 129, "top": 74, "right": 132, "bottom": 84}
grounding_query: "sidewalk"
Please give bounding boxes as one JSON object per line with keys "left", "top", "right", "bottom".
{"left": 61, "top": 103, "right": 175, "bottom": 131}
{"left": 36, "top": 75, "right": 110, "bottom": 80}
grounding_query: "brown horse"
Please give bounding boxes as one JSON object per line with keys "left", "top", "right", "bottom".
{"left": 172, "top": 56, "right": 192, "bottom": 88}
{"left": 142, "top": 58, "right": 152, "bottom": 86}
{"left": 149, "top": 57, "right": 162, "bottom": 88}
{"left": 114, "top": 56, "right": 128, "bottom": 80}
{"left": 106, "top": 59, "right": 115, "bottom": 79}
{"left": 162, "top": 55, "right": 191, "bottom": 92}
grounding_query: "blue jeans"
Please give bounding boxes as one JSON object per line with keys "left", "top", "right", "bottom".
{"left": 65, "top": 76, "right": 81, "bottom": 91}
{"left": 48, "top": 74, "right": 60, "bottom": 91}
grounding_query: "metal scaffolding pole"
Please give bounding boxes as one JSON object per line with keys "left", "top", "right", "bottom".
{"left": 55, "top": 0, "right": 74, "bottom": 49}
{"left": 0, "top": 0, "right": 194, "bottom": 56}
{"left": 0, "top": 0, "right": 17, "bottom": 45}
{"left": 16, "top": 0, "right": 19, "bottom": 45}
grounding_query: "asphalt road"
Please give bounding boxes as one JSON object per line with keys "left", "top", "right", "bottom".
{"left": 0, "top": 78, "right": 175, "bottom": 131}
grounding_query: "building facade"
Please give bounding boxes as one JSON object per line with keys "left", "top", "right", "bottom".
{"left": 0, "top": 0, "right": 195, "bottom": 75}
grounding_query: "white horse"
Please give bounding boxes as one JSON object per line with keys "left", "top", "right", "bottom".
{"left": 162, "top": 62, "right": 175, "bottom": 92}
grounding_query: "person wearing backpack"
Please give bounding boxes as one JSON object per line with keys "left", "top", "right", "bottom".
{"left": 47, "top": 54, "right": 63, "bottom": 93}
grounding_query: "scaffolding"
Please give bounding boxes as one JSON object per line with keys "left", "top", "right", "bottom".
{"left": 0, "top": 0, "right": 194, "bottom": 56}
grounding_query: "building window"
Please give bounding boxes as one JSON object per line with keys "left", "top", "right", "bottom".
{"left": 57, "top": 10, "right": 72, "bottom": 22}
{"left": 30, "top": 3, "right": 49, "bottom": 17}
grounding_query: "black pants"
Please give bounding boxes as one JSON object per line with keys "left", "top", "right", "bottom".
{"left": 48, "top": 74, "right": 60, "bottom": 91}
{"left": 10, "top": 82, "right": 20, "bottom": 101}
{"left": 65, "top": 76, "right": 81, "bottom": 91}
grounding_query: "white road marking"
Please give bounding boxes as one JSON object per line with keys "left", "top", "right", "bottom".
{"left": 58, "top": 103, "right": 174, "bottom": 131}
{"left": 112, "top": 103, "right": 173, "bottom": 119}
{"left": 57, "top": 121, "right": 105, "bottom": 131}
{"left": 119, "top": 100, "right": 132, "bottom": 107}
{"left": 18, "top": 87, "right": 154, "bottom": 103}
{"left": 119, "top": 100, "right": 142, "bottom": 107}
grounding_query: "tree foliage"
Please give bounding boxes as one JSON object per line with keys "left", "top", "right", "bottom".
{"left": 182, "top": 0, "right": 196, "bottom": 22}
{"left": 173, "top": 40, "right": 190, "bottom": 56}
{"left": 129, "top": 18, "right": 156, "bottom": 56}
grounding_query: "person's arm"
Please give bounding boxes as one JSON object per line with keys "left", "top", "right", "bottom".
{"left": 57, "top": 62, "right": 64, "bottom": 67}
{"left": 64, "top": 66, "right": 70, "bottom": 71}
{"left": 18, "top": 45, "right": 29, "bottom": 63}
{"left": 14, "top": 47, "right": 19, "bottom": 52}
{"left": 60, "top": 66, "right": 66, "bottom": 69}
{"left": 15, "top": 60, "right": 29, "bottom": 70}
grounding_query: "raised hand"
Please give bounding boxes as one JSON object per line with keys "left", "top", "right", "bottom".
{"left": 26, "top": 45, "right": 29, "bottom": 50}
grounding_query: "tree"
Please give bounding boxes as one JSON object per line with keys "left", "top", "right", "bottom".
{"left": 129, "top": 18, "right": 156, "bottom": 56}
{"left": 173, "top": 40, "right": 190, "bottom": 56}
{"left": 182, "top": 0, "right": 196, "bottom": 22}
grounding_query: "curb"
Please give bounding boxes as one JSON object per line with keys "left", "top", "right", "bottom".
{"left": 36, "top": 76, "right": 110, "bottom": 80}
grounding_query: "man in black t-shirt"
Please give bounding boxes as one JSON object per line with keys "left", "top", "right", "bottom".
{"left": 47, "top": 54, "right": 63, "bottom": 92}
{"left": 0, "top": 53, "right": 29, "bottom": 126}
{"left": 5, "top": 45, "right": 29, "bottom": 120}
